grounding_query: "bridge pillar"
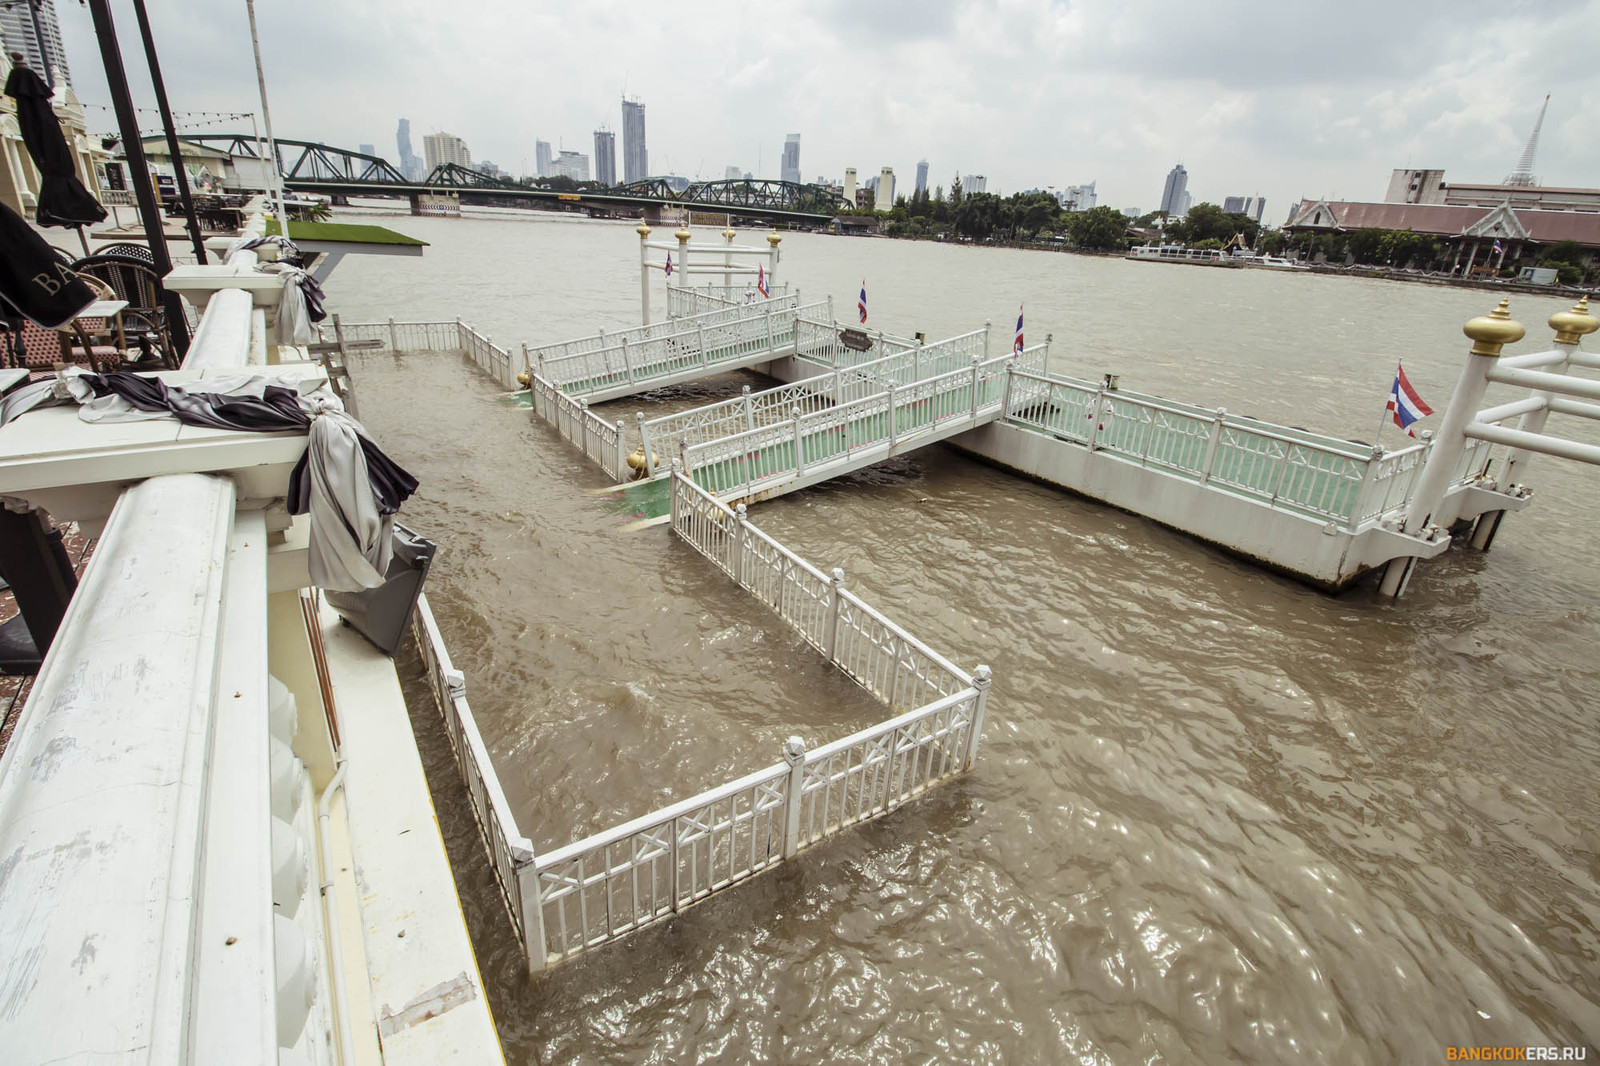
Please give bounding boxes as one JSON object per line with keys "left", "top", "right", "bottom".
{"left": 409, "top": 192, "right": 422, "bottom": 216}
{"left": 641, "top": 203, "right": 663, "bottom": 227}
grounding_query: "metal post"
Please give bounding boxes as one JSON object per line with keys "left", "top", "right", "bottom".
{"left": 387, "top": 317, "right": 399, "bottom": 352}
{"left": 983, "top": 319, "right": 992, "bottom": 358}
{"left": 1347, "top": 444, "right": 1384, "bottom": 531}
{"left": 1002, "top": 362, "right": 1014, "bottom": 417}
{"left": 792, "top": 408, "right": 805, "bottom": 475}
{"left": 833, "top": 368, "right": 843, "bottom": 408}
{"left": 86, "top": 0, "right": 190, "bottom": 356}
{"left": 963, "top": 665, "right": 993, "bottom": 770}
{"left": 1086, "top": 388, "right": 1106, "bottom": 452}
{"left": 823, "top": 568, "right": 846, "bottom": 661}
{"left": 697, "top": 322, "right": 707, "bottom": 366}
{"left": 637, "top": 222, "right": 652, "bottom": 325}
{"left": 636, "top": 412, "right": 655, "bottom": 477}
{"left": 886, "top": 382, "right": 898, "bottom": 451}
{"left": 731, "top": 503, "right": 747, "bottom": 584}
{"left": 781, "top": 736, "right": 806, "bottom": 860}
{"left": 517, "top": 864, "right": 548, "bottom": 975}
{"left": 827, "top": 294, "right": 835, "bottom": 325}
{"left": 621, "top": 336, "right": 634, "bottom": 384}
{"left": 615, "top": 420, "right": 626, "bottom": 481}
{"left": 668, "top": 459, "right": 682, "bottom": 530}
{"left": 131, "top": 0, "right": 206, "bottom": 264}
{"left": 244, "top": 0, "right": 289, "bottom": 227}
{"left": 765, "top": 306, "right": 774, "bottom": 356}
{"left": 970, "top": 355, "right": 982, "bottom": 419}
{"left": 1378, "top": 300, "right": 1524, "bottom": 597}
{"left": 743, "top": 385, "right": 755, "bottom": 435}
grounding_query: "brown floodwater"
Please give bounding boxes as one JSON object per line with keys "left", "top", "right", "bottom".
{"left": 335, "top": 208, "right": 1599, "bottom": 1064}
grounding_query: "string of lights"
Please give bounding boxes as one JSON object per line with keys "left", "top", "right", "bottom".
{"left": 81, "top": 103, "right": 255, "bottom": 137}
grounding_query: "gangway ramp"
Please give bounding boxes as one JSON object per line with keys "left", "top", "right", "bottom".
{"left": 682, "top": 345, "right": 1050, "bottom": 506}
{"left": 530, "top": 296, "right": 823, "bottom": 403}
{"left": 634, "top": 327, "right": 992, "bottom": 478}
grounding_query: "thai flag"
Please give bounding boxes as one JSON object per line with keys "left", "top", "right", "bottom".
{"left": 1013, "top": 305, "right": 1024, "bottom": 355}
{"left": 858, "top": 282, "right": 867, "bottom": 323}
{"left": 1493, "top": 238, "right": 1504, "bottom": 256}
{"left": 664, "top": 253, "right": 673, "bottom": 277}
{"left": 1386, "top": 363, "right": 1434, "bottom": 436}
{"left": 757, "top": 263, "right": 769, "bottom": 297}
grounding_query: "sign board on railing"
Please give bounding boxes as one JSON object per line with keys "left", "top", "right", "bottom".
{"left": 839, "top": 328, "right": 872, "bottom": 352}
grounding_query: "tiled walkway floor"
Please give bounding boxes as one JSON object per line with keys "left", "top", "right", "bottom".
{"left": 0, "top": 521, "right": 94, "bottom": 758}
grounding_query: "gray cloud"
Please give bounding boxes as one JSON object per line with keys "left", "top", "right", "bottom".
{"left": 54, "top": 0, "right": 1600, "bottom": 221}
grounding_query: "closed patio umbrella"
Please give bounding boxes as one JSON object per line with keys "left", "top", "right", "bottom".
{"left": 4, "top": 62, "right": 107, "bottom": 228}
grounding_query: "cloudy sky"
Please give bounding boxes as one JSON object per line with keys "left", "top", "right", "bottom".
{"left": 53, "top": 0, "right": 1600, "bottom": 221}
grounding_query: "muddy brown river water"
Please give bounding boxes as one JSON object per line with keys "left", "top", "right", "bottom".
{"left": 333, "top": 208, "right": 1598, "bottom": 1064}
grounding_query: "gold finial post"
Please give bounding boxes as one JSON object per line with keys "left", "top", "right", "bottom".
{"left": 636, "top": 221, "right": 651, "bottom": 239}
{"left": 1462, "top": 297, "right": 1525, "bottom": 357}
{"left": 766, "top": 230, "right": 783, "bottom": 247}
{"left": 1549, "top": 294, "right": 1599, "bottom": 345}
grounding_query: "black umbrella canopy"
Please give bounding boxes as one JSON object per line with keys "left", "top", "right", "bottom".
{"left": 4, "top": 64, "right": 108, "bottom": 228}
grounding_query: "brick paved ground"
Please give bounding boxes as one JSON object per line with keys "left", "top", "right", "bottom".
{"left": 0, "top": 521, "right": 94, "bottom": 758}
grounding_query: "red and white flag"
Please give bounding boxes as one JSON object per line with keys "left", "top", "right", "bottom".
{"left": 1386, "top": 364, "right": 1434, "bottom": 436}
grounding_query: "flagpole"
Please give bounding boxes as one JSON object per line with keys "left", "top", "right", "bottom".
{"left": 1372, "top": 401, "right": 1389, "bottom": 452}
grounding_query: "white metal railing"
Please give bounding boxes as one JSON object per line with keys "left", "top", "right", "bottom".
{"left": 407, "top": 473, "right": 992, "bottom": 974}
{"left": 529, "top": 373, "right": 629, "bottom": 481}
{"left": 317, "top": 319, "right": 467, "bottom": 354}
{"left": 409, "top": 594, "right": 539, "bottom": 949}
{"left": 683, "top": 347, "right": 1047, "bottom": 501}
{"left": 523, "top": 474, "right": 988, "bottom": 967}
{"left": 638, "top": 328, "right": 1004, "bottom": 479}
{"left": 667, "top": 286, "right": 741, "bottom": 318}
{"left": 535, "top": 299, "right": 821, "bottom": 397}
{"left": 791, "top": 316, "right": 924, "bottom": 368}
{"left": 1006, "top": 369, "right": 1387, "bottom": 526}
{"left": 666, "top": 285, "right": 793, "bottom": 319}
{"left": 1358, "top": 439, "right": 1431, "bottom": 523}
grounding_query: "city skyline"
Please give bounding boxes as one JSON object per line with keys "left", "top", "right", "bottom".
{"left": 45, "top": 1, "right": 1600, "bottom": 220}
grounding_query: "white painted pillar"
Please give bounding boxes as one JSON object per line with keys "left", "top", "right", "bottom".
{"left": 675, "top": 225, "right": 691, "bottom": 298}
{"left": 1378, "top": 299, "right": 1525, "bottom": 596}
{"left": 766, "top": 230, "right": 782, "bottom": 295}
{"left": 1478, "top": 297, "right": 1600, "bottom": 550}
{"left": 637, "top": 221, "right": 653, "bottom": 325}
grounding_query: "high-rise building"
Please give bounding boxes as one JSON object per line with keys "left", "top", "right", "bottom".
{"left": 358, "top": 143, "right": 375, "bottom": 158}
{"left": 593, "top": 131, "right": 616, "bottom": 186}
{"left": 552, "top": 150, "right": 589, "bottom": 182}
{"left": 878, "top": 167, "right": 896, "bottom": 208}
{"left": 0, "top": 0, "right": 71, "bottom": 88}
{"left": 535, "top": 140, "right": 553, "bottom": 178}
{"left": 1063, "top": 181, "right": 1096, "bottom": 212}
{"left": 915, "top": 160, "right": 929, "bottom": 197}
{"left": 1159, "top": 163, "right": 1188, "bottom": 216}
{"left": 396, "top": 118, "right": 421, "bottom": 180}
{"left": 843, "top": 167, "right": 857, "bottom": 207}
{"left": 621, "top": 97, "right": 648, "bottom": 182}
{"left": 725, "top": 165, "right": 743, "bottom": 181}
{"left": 1221, "top": 195, "right": 1266, "bottom": 222}
{"left": 781, "top": 134, "right": 801, "bottom": 184}
{"left": 424, "top": 132, "right": 471, "bottom": 171}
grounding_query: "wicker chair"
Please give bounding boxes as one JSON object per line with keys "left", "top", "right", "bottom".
{"left": 2, "top": 274, "right": 122, "bottom": 372}
{"left": 70, "top": 254, "right": 176, "bottom": 368}
{"left": 92, "top": 242, "right": 156, "bottom": 265}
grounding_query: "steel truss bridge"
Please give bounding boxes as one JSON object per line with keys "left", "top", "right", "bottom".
{"left": 185, "top": 136, "right": 849, "bottom": 224}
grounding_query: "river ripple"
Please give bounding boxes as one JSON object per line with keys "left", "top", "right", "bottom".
{"left": 336, "top": 208, "right": 1599, "bottom": 1063}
